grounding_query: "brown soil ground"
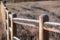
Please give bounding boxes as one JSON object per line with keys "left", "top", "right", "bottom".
{"left": 7, "top": 1, "right": 60, "bottom": 40}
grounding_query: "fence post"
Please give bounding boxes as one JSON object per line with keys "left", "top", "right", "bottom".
{"left": 39, "top": 15, "right": 43, "bottom": 40}
{"left": 13, "top": 14, "right": 17, "bottom": 36}
{"left": 1, "top": 1, "right": 6, "bottom": 31}
{"left": 39, "top": 14, "right": 49, "bottom": 40}
{"left": 9, "top": 13, "right": 13, "bottom": 40}
{"left": 9, "top": 13, "right": 17, "bottom": 40}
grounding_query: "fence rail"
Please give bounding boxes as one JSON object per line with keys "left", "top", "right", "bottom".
{"left": 1, "top": 1, "right": 60, "bottom": 40}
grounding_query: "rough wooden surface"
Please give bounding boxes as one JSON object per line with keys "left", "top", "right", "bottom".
{"left": 0, "top": 1, "right": 6, "bottom": 40}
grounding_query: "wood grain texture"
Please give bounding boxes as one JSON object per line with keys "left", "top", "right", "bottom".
{"left": 1, "top": 1, "right": 6, "bottom": 31}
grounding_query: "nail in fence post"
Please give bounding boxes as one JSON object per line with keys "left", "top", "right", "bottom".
{"left": 39, "top": 14, "right": 49, "bottom": 40}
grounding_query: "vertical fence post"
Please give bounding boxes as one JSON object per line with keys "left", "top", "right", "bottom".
{"left": 9, "top": 13, "right": 13, "bottom": 40}
{"left": 13, "top": 14, "right": 17, "bottom": 36}
{"left": 1, "top": 1, "right": 6, "bottom": 31}
{"left": 10, "top": 14, "right": 13, "bottom": 40}
{"left": 39, "top": 15, "right": 43, "bottom": 40}
{"left": 1, "top": 1, "right": 10, "bottom": 40}
{"left": 9, "top": 13, "right": 17, "bottom": 40}
{"left": 39, "top": 14, "right": 49, "bottom": 40}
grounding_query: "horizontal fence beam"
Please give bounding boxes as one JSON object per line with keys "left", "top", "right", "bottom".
{"left": 43, "top": 27, "right": 60, "bottom": 33}
{"left": 13, "top": 36, "right": 20, "bottom": 40}
{"left": 14, "top": 21, "right": 60, "bottom": 33}
{"left": 13, "top": 18, "right": 60, "bottom": 33}
{"left": 44, "top": 22, "right": 60, "bottom": 26}
{"left": 13, "top": 18, "right": 39, "bottom": 23}
{"left": 13, "top": 18, "right": 60, "bottom": 26}
{"left": 14, "top": 21, "right": 36, "bottom": 27}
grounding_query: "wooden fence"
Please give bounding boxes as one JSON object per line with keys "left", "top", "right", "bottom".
{"left": 1, "top": 1, "right": 60, "bottom": 40}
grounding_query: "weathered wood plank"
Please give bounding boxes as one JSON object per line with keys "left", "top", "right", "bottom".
{"left": 9, "top": 14, "right": 13, "bottom": 40}
{"left": 1, "top": 1, "right": 6, "bottom": 32}
{"left": 39, "top": 15, "right": 43, "bottom": 40}
{"left": 43, "top": 27, "right": 60, "bottom": 33}
{"left": 39, "top": 14, "right": 49, "bottom": 40}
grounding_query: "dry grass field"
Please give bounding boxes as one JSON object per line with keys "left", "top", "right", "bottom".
{"left": 7, "top": 1, "right": 60, "bottom": 40}
{"left": 7, "top": 1, "right": 60, "bottom": 22}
